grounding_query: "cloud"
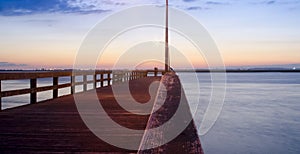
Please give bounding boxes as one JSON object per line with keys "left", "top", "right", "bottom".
{"left": 263, "top": 0, "right": 300, "bottom": 5}
{"left": 206, "top": 1, "right": 230, "bottom": 5}
{"left": 23, "top": 19, "right": 58, "bottom": 23}
{"left": 266, "top": 0, "right": 276, "bottom": 5}
{"left": 186, "top": 6, "right": 203, "bottom": 10}
{"left": 182, "top": 0, "right": 197, "bottom": 2}
{"left": 0, "top": 62, "right": 28, "bottom": 67}
{"left": 0, "top": 0, "right": 111, "bottom": 16}
{"left": 0, "top": 0, "right": 240, "bottom": 15}
{"left": 251, "top": 0, "right": 300, "bottom": 5}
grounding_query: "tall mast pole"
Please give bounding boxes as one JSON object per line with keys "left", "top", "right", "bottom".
{"left": 165, "top": 0, "right": 169, "bottom": 72}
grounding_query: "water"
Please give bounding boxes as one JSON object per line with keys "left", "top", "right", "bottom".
{"left": 178, "top": 73, "right": 300, "bottom": 154}
{"left": 1, "top": 73, "right": 299, "bottom": 153}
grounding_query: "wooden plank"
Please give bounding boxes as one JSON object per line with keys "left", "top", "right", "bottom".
{"left": 0, "top": 77, "right": 161, "bottom": 153}
{"left": 0, "top": 70, "right": 107, "bottom": 80}
{"left": 0, "top": 70, "right": 163, "bottom": 81}
{"left": 1, "top": 88, "right": 32, "bottom": 97}
{"left": 0, "top": 71, "right": 71, "bottom": 80}
{"left": 1, "top": 84, "right": 72, "bottom": 98}
{"left": 58, "top": 83, "right": 71, "bottom": 89}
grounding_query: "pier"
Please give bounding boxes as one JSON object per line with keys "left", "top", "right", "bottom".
{"left": 0, "top": 70, "right": 203, "bottom": 153}
{"left": 0, "top": 70, "right": 157, "bottom": 109}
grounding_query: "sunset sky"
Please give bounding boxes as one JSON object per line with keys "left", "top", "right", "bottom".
{"left": 0, "top": 0, "right": 299, "bottom": 69}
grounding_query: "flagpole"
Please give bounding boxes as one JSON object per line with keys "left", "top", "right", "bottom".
{"left": 165, "top": 0, "right": 169, "bottom": 72}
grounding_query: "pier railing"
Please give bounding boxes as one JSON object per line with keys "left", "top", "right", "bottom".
{"left": 0, "top": 69, "right": 164, "bottom": 110}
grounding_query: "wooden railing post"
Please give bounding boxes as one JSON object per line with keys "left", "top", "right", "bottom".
{"left": 133, "top": 72, "right": 135, "bottom": 80}
{"left": 130, "top": 72, "right": 132, "bottom": 80}
{"left": 124, "top": 72, "right": 126, "bottom": 82}
{"left": 127, "top": 72, "right": 130, "bottom": 81}
{"left": 154, "top": 67, "right": 158, "bottom": 77}
{"left": 71, "top": 76, "right": 75, "bottom": 94}
{"left": 120, "top": 73, "right": 123, "bottom": 83}
{"left": 100, "top": 74, "right": 104, "bottom": 87}
{"left": 108, "top": 73, "right": 111, "bottom": 86}
{"left": 123, "top": 73, "right": 126, "bottom": 82}
{"left": 132, "top": 72, "right": 134, "bottom": 80}
{"left": 83, "top": 75, "right": 87, "bottom": 91}
{"left": 30, "top": 78, "right": 37, "bottom": 104}
{"left": 112, "top": 73, "right": 116, "bottom": 84}
{"left": 0, "top": 80, "right": 2, "bottom": 111}
{"left": 94, "top": 74, "right": 97, "bottom": 89}
{"left": 123, "top": 72, "right": 125, "bottom": 82}
{"left": 53, "top": 77, "right": 58, "bottom": 99}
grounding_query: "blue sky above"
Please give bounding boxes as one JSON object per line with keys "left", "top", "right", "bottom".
{"left": 0, "top": 0, "right": 300, "bottom": 69}
{"left": 0, "top": 0, "right": 299, "bottom": 16}
{"left": 0, "top": 0, "right": 112, "bottom": 16}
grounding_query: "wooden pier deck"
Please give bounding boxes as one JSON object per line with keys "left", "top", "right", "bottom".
{"left": 0, "top": 71, "right": 203, "bottom": 153}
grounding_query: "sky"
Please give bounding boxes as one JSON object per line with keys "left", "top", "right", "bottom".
{"left": 0, "top": 0, "right": 300, "bottom": 69}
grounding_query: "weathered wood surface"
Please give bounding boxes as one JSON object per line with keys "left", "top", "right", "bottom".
{"left": 0, "top": 77, "right": 159, "bottom": 153}
{"left": 0, "top": 75, "right": 203, "bottom": 153}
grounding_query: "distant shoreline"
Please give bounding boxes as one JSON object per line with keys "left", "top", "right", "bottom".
{"left": 0, "top": 69, "right": 299, "bottom": 73}
{"left": 177, "top": 69, "right": 300, "bottom": 73}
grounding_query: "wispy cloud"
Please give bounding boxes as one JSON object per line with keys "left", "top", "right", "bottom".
{"left": 206, "top": 1, "right": 230, "bottom": 5}
{"left": 0, "top": 0, "right": 239, "bottom": 16}
{"left": 0, "top": 0, "right": 111, "bottom": 16}
{"left": 266, "top": 0, "right": 276, "bottom": 4}
{"left": 186, "top": 6, "right": 204, "bottom": 10}
{"left": 181, "top": 0, "right": 232, "bottom": 11}
{"left": 251, "top": 0, "right": 300, "bottom": 5}
{"left": 0, "top": 62, "right": 28, "bottom": 67}
{"left": 182, "top": 0, "right": 197, "bottom": 2}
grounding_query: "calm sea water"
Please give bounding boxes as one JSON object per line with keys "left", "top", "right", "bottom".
{"left": 1, "top": 73, "right": 300, "bottom": 153}
{"left": 178, "top": 73, "right": 300, "bottom": 154}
